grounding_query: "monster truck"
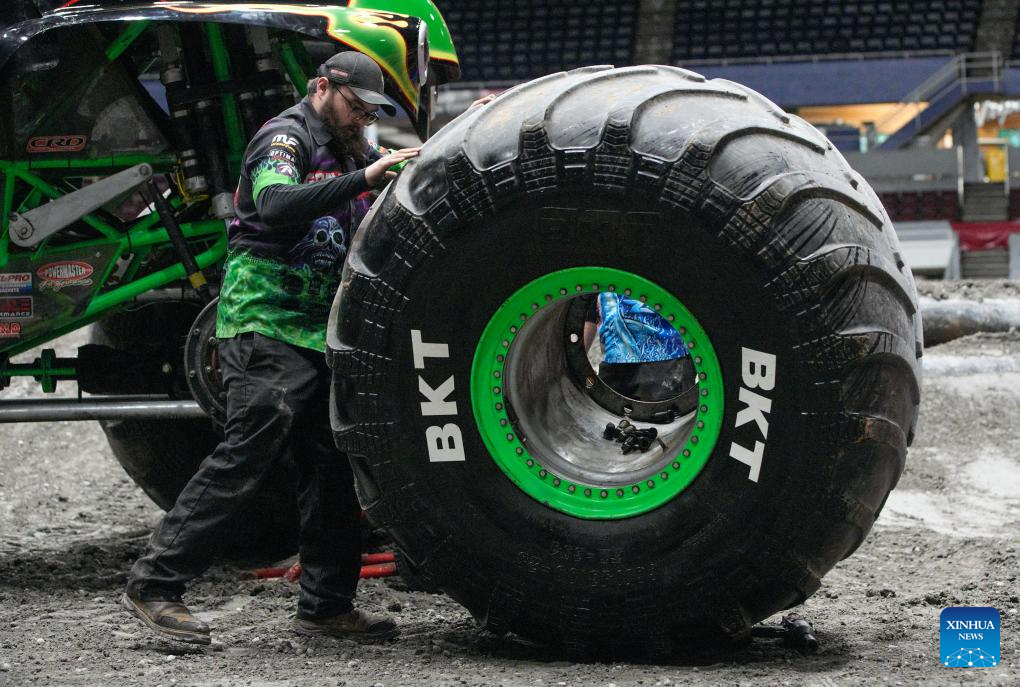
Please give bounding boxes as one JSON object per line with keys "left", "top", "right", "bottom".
{"left": 0, "top": 0, "right": 459, "bottom": 557}
{"left": 1, "top": 1, "right": 921, "bottom": 659}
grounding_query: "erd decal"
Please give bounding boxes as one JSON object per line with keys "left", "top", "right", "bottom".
{"left": 0, "top": 321, "right": 22, "bottom": 338}
{"left": 0, "top": 273, "right": 32, "bottom": 294}
{"left": 0, "top": 296, "right": 32, "bottom": 319}
{"left": 26, "top": 135, "right": 87, "bottom": 154}
{"left": 37, "top": 261, "right": 94, "bottom": 292}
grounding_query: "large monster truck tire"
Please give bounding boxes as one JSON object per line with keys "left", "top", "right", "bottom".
{"left": 327, "top": 65, "right": 921, "bottom": 658}
{"left": 92, "top": 303, "right": 300, "bottom": 562}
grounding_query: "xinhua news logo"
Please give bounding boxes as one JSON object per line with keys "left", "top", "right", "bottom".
{"left": 940, "top": 607, "right": 1000, "bottom": 667}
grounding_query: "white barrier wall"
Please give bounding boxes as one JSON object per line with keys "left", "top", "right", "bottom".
{"left": 843, "top": 149, "right": 959, "bottom": 192}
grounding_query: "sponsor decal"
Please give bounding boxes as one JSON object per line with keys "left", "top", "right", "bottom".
{"left": 728, "top": 347, "right": 776, "bottom": 483}
{"left": 274, "top": 161, "right": 298, "bottom": 180}
{"left": 270, "top": 134, "right": 299, "bottom": 153}
{"left": 0, "top": 273, "right": 32, "bottom": 294}
{"left": 941, "top": 607, "right": 1000, "bottom": 667}
{"left": 0, "top": 321, "right": 22, "bottom": 338}
{"left": 36, "top": 261, "right": 94, "bottom": 292}
{"left": 411, "top": 330, "right": 464, "bottom": 462}
{"left": 305, "top": 170, "right": 345, "bottom": 183}
{"left": 269, "top": 148, "right": 296, "bottom": 162}
{"left": 329, "top": 68, "right": 350, "bottom": 78}
{"left": 271, "top": 134, "right": 299, "bottom": 147}
{"left": 26, "top": 135, "right": 87, "bottom": 154}
{"left": 0, "top": 297, "right": 31, "bottom": 319}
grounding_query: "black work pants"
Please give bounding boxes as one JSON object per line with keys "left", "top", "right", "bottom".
{"left": 126, "top": 332, "right": 362, "bottom": 619}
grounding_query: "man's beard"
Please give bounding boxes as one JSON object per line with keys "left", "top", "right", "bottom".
{"left": 323, "top": 100, "right": 366, "bottom": 152}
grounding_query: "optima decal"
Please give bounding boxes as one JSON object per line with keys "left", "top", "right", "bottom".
{"left": 37, "top": 261, "right": 94, "bottom": 292}
{"left": 0, "top": 297, "right": 32, "bottom": 319}
{"left": 26, "top": 135, "right": 87, "bottom": 154}
{"left": 0, "top": 273, "right": 32, "bottom": 294}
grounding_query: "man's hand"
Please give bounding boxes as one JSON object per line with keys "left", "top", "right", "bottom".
{"left": 468, "top": 93, "right": 497, "bottom": 111}
{"left": 365, "top": 147, "right": 420, "bottom": 186}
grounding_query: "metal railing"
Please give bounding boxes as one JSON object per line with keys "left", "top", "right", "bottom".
{"left": 877, "top": 51, "right": 1003, "bottom": 135}
{"left": 440, "top": 49, "right": 961, "bottom": 94}
{"left": 440, "top": 51, "right": 1009, "bottom": 148}
{"left": 678, "top": 48, "right": 957, "bottom": 67}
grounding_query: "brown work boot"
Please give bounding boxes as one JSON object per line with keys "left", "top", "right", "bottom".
{"left": 121, "top": 593, "right": 211, "bottom": 645}
{"left": 292, "top": 608, "right": 398, "bottom": 641}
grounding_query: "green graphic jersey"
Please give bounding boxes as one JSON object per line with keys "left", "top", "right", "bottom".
{"left": 216, "top": 98, "right": 380, "bottom": 351}
{"left": 216, "top": 250, "right": 342, "bottom": 352}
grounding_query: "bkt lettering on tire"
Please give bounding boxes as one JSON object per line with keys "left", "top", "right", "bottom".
{"left": 729, "top": 347, "right": 777, "bottom": 483}
{"left": 411, "top": 329, "right": 464, "bottom": 462}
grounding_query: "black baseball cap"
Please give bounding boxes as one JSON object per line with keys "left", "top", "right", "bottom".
{"left": 317, "top": 51, "right": 396, "bottom": 116}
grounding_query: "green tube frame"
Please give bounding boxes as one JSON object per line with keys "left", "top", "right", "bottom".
{"left": 0, "top": 159, "right": 227, "bottom": 361}
{"left": 0, "top": 20, "right": 244, "bottom": 381}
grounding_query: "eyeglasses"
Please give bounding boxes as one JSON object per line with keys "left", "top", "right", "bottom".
{"left": 334, "top": 85, "right": 380, "bottom": 125}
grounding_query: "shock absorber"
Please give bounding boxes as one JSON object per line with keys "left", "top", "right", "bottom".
{"left": 193, "top": 97, "right": 233, "bottom": 218}
{"left": 254, "top": 29, "right": 297, "bottom": 116}
{"left": 261, "top": 69, "right": 294, "bottom": 118}
{"left": 179, "top": 24, "right": 232, "bottom": 219}
{"left": 158, "top": 26, "right": 208, "bottom": 197}
{"left": 235, "top": 27, "right": 274, "bottom": 138}
{"left": 237, "top": 89, "right": 262, "bottom": 140}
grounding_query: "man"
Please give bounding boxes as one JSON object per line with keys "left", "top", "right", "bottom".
{"left": 122, "top": 51, "right": 421, "bottom": 645}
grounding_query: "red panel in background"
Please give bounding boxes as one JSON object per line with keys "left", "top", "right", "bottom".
{"left": 951, "top": 222, "right": 1020, "bottom": 251}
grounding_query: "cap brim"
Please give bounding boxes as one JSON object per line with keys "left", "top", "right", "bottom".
{"left": 348, "top": 86, "right": 396, "bottom": 116}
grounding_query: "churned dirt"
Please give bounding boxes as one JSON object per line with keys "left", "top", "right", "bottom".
{"left": 1, "top": 282, "right": 1019, "bottom": 686}
{"left": 915, "top": 277, "right": 1020, "bottom": 302}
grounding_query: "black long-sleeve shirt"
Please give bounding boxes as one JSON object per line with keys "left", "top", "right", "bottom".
{"left": 255, "top": 168, "right": 369, "bottom": 226}
{"left": 229, "top": 97, "right": 381, "bottom": 259}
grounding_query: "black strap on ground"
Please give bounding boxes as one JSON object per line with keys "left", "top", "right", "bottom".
{"left": 751, "top": 613, "right": 819, "bottom": 654}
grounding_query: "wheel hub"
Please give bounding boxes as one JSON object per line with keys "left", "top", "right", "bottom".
{"left": 183, "top": 298, "right": 226, "bottom": 424}
{"left": 471, "top": 267, "right": 724, "bottom": 519}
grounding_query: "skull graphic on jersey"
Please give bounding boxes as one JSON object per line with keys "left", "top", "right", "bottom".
{"left": 288, "top": 215, "right": 348, "bottom": 271}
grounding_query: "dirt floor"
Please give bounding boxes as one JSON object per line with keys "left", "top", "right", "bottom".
{"left": 1, "top": 279, "right": 1018, "bottom": 686}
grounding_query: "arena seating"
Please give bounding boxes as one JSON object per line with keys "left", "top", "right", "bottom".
{"left": 441, "top": 1, "right": 638, "bottom": 81}
{"left": 671, "top": 0, "right": 982, "bottom": 62}
{"left": 1008, "top": 189, "right": 1020, "bottom": 217}
{"left": 440, "top": 1, "right": 983, "bottom": 82}
{"left": 1010, "top": 8, "right": 1020, "bottom": 58}
{"left": 433, "top": 1, "right": 1009, "bottom": 278}
{"left": 879, "top": 190, "right": 961, "bottom": 222}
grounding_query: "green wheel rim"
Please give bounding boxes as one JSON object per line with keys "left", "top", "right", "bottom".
{"left": 470, "top": 267, "right": 725, "bottom": 519}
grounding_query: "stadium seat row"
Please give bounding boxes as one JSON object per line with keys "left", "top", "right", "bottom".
{"left": 443, "top": 0, "right": 639, "bottom": 81}
{"left": 440, "top": 0, "right": 982, "bottom": 81}
{"left": 879, "top": 191, "right": 961, "bottom": 221}
{"left": 672, "top": 0, "right": 980, "bottom": 61}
